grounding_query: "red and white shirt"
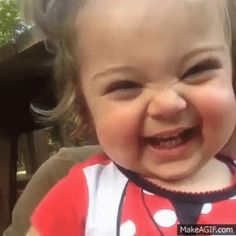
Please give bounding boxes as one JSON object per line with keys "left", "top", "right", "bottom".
{"left": 32, "top": 153, "right": 236, "bottom": 236}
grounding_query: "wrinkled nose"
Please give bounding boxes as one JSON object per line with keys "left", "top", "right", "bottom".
{"left": 147, "top": 89, "right": 187, "bottom": 120}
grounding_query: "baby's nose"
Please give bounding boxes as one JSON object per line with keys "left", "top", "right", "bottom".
{"left": 147, "top": 89, "right": 187, "bottom": 120}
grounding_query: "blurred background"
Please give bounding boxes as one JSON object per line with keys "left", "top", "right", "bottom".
{"left": 0, "top": 0, "right": 76, "bottom": 233}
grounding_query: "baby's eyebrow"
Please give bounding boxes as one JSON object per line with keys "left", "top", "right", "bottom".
{"left": 92, "top": 66, "right": 143, "bottom": 81}
{"left": 182, "top": 45, "right": 226, "bottom": 63}
{"left": 91, "top": 46, "right": 226, "bottom": 81}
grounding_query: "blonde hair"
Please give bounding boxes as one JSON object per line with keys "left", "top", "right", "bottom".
{"left": 22, "top": 0, "right": 93, "bottom": 140}
{"left": 22, "top": 0, "right": 236, "bottom": 140}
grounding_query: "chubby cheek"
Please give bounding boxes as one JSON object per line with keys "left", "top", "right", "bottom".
{"left": 192, "top": 86, "right": 236, "bottom": 152}
{"left": 92, "top": 103, "right": 143, "bottom": 160}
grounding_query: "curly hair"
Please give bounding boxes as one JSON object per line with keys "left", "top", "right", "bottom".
{"left": 22, "top": 0, "right": 94, "bottom": 140}
{"left": 21, "top": 0, "right": 236, "bottom": 140}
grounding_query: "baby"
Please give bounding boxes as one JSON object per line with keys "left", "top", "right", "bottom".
{"left": 26, "top": 0, "right": 236, "bottom": 235}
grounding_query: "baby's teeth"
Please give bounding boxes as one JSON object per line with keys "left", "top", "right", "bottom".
{"left": 158, "top": 138, "right": 182, "bottom": 148}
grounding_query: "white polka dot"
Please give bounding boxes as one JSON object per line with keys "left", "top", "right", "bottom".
{"left": 143, "top": 190, "right": 155, "bottom": 195}
{"left": 201, "top": 203, "right": 212, "bottom": 214}
{"left": 120, "top": 220, "right": 136, "bottom": 236}
{"left": 154, "top": 209, "right": 177, "bottom": 227}
{"left": 230, "top": 195, "right": 236, "bottom": 200}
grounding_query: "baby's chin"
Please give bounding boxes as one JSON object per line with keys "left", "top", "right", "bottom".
{"left": 145, "top": 171, "right": 193, "bottom": 185}
{"left": 136, "top": 163, "right": 201, "bottom": 188}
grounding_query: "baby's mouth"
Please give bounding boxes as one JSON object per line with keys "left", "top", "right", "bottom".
{"left": 143, "top": 127, "right": 198, "bottom": 149}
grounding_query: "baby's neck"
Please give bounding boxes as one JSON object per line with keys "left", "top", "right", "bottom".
{"left": 146, "top": 158, "right": 233, "bottom": 193}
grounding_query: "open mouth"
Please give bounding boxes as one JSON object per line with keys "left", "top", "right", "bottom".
{"left": 143, "top": 126, "right": 199, "bottom": 150}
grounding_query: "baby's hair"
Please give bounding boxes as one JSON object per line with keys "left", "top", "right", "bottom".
{"left": 21, "top": 0, "right": 93, "bottom": 140}
{"left": 21, "top": 0, "right": 236, "bottom": 140}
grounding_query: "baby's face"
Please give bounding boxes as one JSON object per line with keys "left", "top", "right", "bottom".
{"left": 76, "top": 0, "right": 236, "bottom": 183}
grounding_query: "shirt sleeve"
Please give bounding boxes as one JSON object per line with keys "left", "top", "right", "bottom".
{"left": 31, "top": 164, "right": 88, "bottom": 236}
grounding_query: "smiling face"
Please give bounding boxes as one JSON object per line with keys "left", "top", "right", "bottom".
{"left": 75, "top": 0, "right": 236, "bottom": 184}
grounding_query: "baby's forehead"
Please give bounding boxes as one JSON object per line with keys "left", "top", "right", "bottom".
{"left": 80, "top": 0, "right": 224, "bottom": 18}
{"left": 75, "top": 0, "right": 230, "bottom": 77}
{"left": 77, "top": 0, "right": 225, "bottom": 32}
{"left": 76, "top": 0, "right": 227, "bottom": 46}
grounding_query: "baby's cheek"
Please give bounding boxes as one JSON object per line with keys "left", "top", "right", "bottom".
{"left": 95, "top": 112, "right": 131, "bottom": 142}
{"left": 195, "top": 89, "right": 236, "bottom": 137}
{"left": 94, "top": 113, "right": 139, "bottom": 167}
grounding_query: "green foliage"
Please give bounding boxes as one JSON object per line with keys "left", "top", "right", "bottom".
{"left": 0, "top": 0, "right": 27, "bottom": 47}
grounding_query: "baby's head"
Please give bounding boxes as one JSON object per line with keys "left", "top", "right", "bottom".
{"left": 26, "top": 0, "right": 236, "bottom": 184}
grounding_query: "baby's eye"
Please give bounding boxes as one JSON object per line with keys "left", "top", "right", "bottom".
{"left": 182, "top": 58, "right": 222, "bottom": 79}
{"left": 104, "top": 80, "right": 141, "bottom": 94}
